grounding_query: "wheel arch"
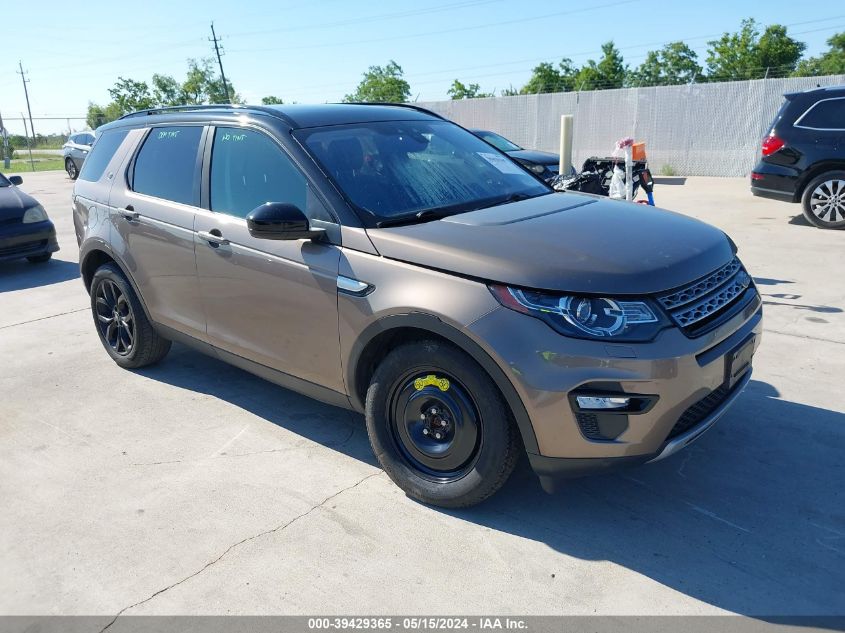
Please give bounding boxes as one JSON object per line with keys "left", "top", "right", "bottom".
{"left": 80, "top": 247, "right": 153, "bottom": 323}
{"left": 347, "top": 313, "right": 539, "bottom": 454}
{"left": 795, "top": 162, "right": 845, "bottom": 201}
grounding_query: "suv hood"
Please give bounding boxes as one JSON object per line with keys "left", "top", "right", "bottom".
{"left": 366, "top": 192, "right": 735, "bottom": 295}
{"left": 0, "top": 185, "right": 38, "bottom": 221}
{"left": 508, "top": 149, "right": 559, "bottom": 165}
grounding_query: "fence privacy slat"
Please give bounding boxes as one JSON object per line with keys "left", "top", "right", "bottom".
{"left": 420, "top": 75, "right": 845, "bottom": 177}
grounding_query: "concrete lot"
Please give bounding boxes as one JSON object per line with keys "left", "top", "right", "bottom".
{"left": 1, "top": 172, "right": 843, "bottom": 618}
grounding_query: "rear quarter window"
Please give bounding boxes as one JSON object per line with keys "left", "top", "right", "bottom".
{"left": 78, "top": 129, "right": 129, "bottom": 182}
{"left": 795, "top": 97, "right": 845, "bottom": 130}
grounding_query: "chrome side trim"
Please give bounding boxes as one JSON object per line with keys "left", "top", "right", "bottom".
{"left": 647, "top": 370, "right": 752, "bottom": 463}
{"left": 337, "top": 275, "right": 373, "bottom": 296}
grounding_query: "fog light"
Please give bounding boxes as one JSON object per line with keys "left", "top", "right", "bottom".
{"left": 575, "top": 396, "right": 631, "bottom": 410}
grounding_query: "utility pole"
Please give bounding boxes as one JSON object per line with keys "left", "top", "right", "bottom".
{"left": 21, "top": 112, "right": 35, "bottom": 172}
{"left": 17, "top": 61, "right": 36, "bottom": 143}
{"left": 209, "top": 23, "right": 232, "bottom": 104}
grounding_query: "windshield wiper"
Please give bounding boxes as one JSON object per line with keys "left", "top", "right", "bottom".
{"left": 375, "top": 208, "right": 455, "bottom": 228}
{"left": 484, "top": 192, "right": 545, "bottom": 209}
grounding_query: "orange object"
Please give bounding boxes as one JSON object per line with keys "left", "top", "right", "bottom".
{"left": 632, "top": 142, "right": 647, "bottom": 161}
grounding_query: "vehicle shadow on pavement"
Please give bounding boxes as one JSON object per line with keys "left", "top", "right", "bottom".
{"left": 135, "top": 347, "right": 844, "bottom": 617}
{"left": 447, "top": 378, "right": 845, "bottom": 617}
{"left": 134, "top": 344, "right": 378, "bottom": 466}
{"left": 0, "top": 258, "right": 79, "bottom": 292}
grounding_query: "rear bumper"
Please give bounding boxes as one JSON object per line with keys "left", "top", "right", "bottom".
{"left": 0, "top": 221, "right": 59, "bottom": 261}
{"left": 750, "top": 162, "right": 799, "bottom": 202}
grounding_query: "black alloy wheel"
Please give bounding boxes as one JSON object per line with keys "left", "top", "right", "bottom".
{"left": 94, "top": 278, "right": 135, "bottom": 356}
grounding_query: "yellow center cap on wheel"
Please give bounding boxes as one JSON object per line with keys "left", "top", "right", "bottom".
{"left": 414, "top": 375, "right": 450, "bottom": 392}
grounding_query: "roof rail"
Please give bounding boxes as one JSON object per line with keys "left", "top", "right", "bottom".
{"left": 119, "top": 104, "right": 253, "bottom": 120}
{"left": 339, "top": 101, "right": 446, "bottom": 120}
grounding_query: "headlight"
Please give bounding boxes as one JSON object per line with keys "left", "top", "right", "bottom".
{"left": 22, "top": 205, "right": 48, "bottom": 224}
{"left": 489, "top": 285, "right": 666, "bottom": 341}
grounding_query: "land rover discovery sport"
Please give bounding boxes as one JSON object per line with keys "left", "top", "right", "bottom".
{"left": 74, "top": 104, "right": 762, "bottom": 507}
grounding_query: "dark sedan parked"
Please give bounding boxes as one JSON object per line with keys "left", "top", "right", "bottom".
{"left": 0, "top": 173, "right": 59, "bottom": 263}
{"left": 62, "top": 131, "right": 95, "bottom": 180}
{"left": 470, "top": 129, "right": 560, "bottom": 181}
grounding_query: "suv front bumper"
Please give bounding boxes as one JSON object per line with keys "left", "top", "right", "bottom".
{"left": 467, "top": 293, "right": 762, "bottom": 490}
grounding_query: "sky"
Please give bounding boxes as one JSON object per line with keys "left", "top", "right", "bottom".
{"left": 0, "top": 0, "right": 842, "bottom": 135}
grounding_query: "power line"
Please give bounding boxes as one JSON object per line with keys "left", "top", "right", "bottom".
{"left": 229, "top": 0, "right": 505, "bottom": 37}
{"left": 209, "top": 22, "right": 232, "bottom": 103}
{"left": 227, "top": 0, "right": 642, "bottom": 55}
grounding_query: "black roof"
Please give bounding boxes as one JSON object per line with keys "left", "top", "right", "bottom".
{"left": 107, "top": 102, "right": 441, "bottom": 132}
{"left": 785, "top": 84, "right": 845, "bottom": 99}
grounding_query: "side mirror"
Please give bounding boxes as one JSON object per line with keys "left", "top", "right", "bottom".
{"left": 246, "top": 202, "right": 325, "bottom": 241}
{"left": 9, "top": 175, "right": 23, "bottom": 186}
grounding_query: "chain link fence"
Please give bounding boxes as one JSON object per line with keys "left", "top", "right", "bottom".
{"left": 419, "top": 75, "right": 845, "bottom": 177}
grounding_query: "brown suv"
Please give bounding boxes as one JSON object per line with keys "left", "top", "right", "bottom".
{"left": 73, "top": 104, "right": 762, "bottom": 507}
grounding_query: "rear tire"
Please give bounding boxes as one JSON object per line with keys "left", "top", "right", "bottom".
{"left": 90, "top": 263, "right": 171, "bottom": 369}
{"left": 801, "top": 170, "right": 845, "bottom": 229}
{"left": 65, "top": 158, "right": 79, "bottom": 180}
{"left": 365, "top": 339, "right": 521, "bottom": 508}
{"left": 26, "top": 253, "right": 52, "bottom": 263}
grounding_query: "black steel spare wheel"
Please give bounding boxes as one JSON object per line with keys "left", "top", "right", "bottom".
{"left": 365, "top": 339, "right": 521, "bottom": 508}
{"left": 95, "top": 278, "right": 135, "bottom": 356}
{"left": 389, "top": 370, "right": 482, "bottom": 480}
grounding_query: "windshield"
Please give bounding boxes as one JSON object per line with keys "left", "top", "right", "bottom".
{"left": 477, "top": 131, "right": 522, "bottom": 152}
{"left": 296, "top": 120, "right": 548, "bottom": 225}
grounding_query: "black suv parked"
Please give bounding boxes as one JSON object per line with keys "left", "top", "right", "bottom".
{"left": 751, "top": 85, "right": 845, "bottom": 229}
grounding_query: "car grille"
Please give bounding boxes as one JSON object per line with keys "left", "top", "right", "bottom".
{"left": 0, "top": 217, "right": 21, "bottom": 227}
{"left": 657, "top": 257, "right": 753, "bottom": 335}
{"left": 667, "top": 384, "right": 732, "bottom": 440}
{"left": 0, "top": 239, "right": 46, "bottom": 257}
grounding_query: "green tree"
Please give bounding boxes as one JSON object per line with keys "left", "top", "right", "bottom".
{"left": 343, "top": 60, "right": 410, "bottom": 103}
{"left": 629, "top": 42, "right": 702, "bottom": 86}
{"left": 151, "top": 74, "right": 182, "bottom": 106}
{"left": 520, "top": 59, "right": 578, "bottom": 94}
{"left": 261, "top": 96, "right": 285, "bottom": 105}
{"left": 793, "top": 32, "right": 845, "bottom": 76}
{"left": 576, "top": 42, "right": 627, "bottom": 90}
{"left": 500, "top": 84, "right": 519, "bottom": 96}
{"left": 447, "top": 79, "right": 492, "bottom": 99}
{"left": 756, "top": 24, "right": 805, "bottom": 75}
{"left": 107, "top": 77, "right": 155, "bottom": 114}
{"left": 706, "top": 18, "right": 805, "bottom": 80}
{"left": 86, "top": 101, "right": 124, "bottom": 129}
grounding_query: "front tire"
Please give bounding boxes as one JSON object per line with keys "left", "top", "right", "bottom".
{"left": 801, "top": 171, "right": 845, "bottom": 229}
{"left": 365, "top": 339, "right": 521, "bottom": 508}
{"left": 90, "top": 263, "right": 171, "bottom": 369}
{"left": 65, "top": 158, "right": 79, "bottom": 180}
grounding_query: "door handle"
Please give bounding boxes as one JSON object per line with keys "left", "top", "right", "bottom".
{"left": 197, "top": 230, "right": 230, "bottom": 246}
{"left": 119, "top": 206, "right": 139, "bottom": 221}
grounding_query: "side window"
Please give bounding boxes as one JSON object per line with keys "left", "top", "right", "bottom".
{"left": 78, "top": 129, "right": 129, "bottom": 183}
{"left": 80, "top": 133, "right": 94, "bottom": 146}
{"left": 797, "top": 98, "right": 845, "bottom": 129}
{"left": 210, "top": 127, "right": 331, "bottom": 221}
{"left": 133, "top": 126, "right": 203, "bottom": 205}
